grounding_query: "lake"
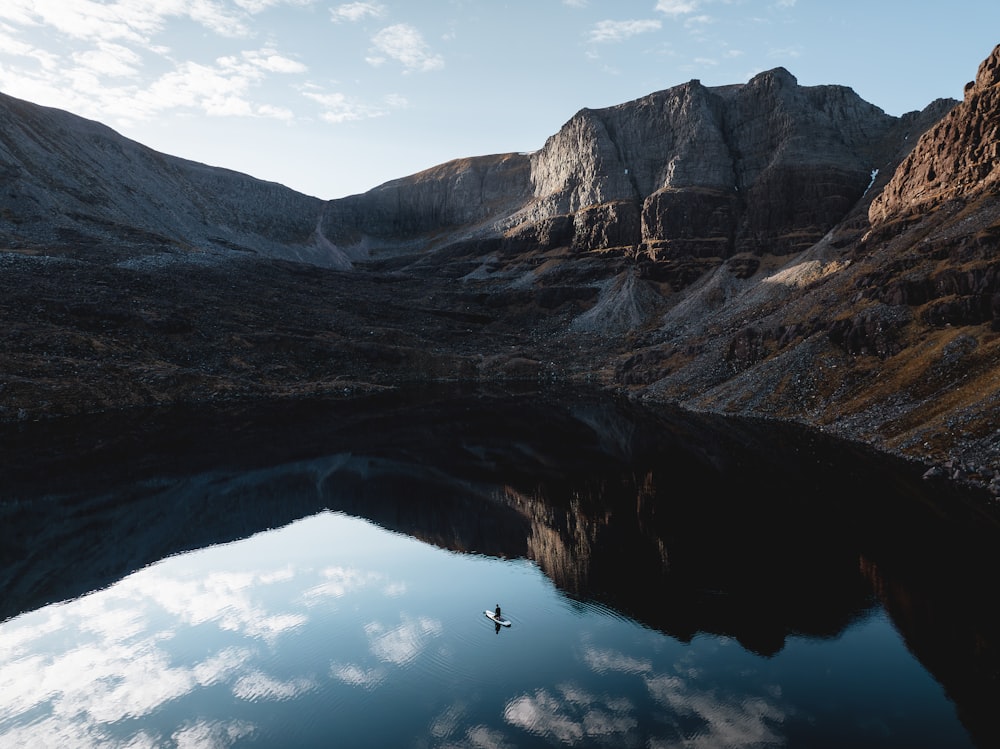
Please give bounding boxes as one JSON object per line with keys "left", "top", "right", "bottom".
{"left": 1, "top": 386, "right": 998, "bottom": 748}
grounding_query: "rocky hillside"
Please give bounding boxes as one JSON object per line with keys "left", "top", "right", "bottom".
{"left": 1, "top": 45, "right": 998, "bottom": 502}
{"left": 0, "top": 92, "right": 342, "bottom": 268}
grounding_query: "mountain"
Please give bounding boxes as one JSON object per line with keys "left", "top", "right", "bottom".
{"left": 318, "top": 67, "right": 935, "bottom": 264}
{"left": 1, "top": 45, "right": 998, "bottom": 505}
{"left": 0, "top": 92, "right": 343, "bottom": 268}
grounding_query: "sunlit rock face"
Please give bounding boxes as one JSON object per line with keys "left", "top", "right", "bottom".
{"left": 870, "top": 44, "right": 1000, "bottom": 224}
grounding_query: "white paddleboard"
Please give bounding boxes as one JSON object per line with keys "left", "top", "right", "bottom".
{"left": 485, "top": 610, "right": 511, "bottom": 627}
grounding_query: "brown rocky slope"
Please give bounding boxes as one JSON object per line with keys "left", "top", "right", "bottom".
{"left": 1, "top": 46, "right": 998, "bottom": 504}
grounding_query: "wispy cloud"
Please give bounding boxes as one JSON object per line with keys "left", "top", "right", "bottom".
{"left": 71, "top": 41, "right": 142, "bottom": 78}
{"left": 301, "top": 89, "right": 407, "bottom": 124}
{"left": 367, "top": 23, "right": 444, "bottom": 72}
{"left": 588, "top": 19, "right": 662, "bottom": 44}
{"left": 685, "top": 14, "right": 714, "bottom": 28}
{"left": 655, "top": 0, "right": 703, "bottom": 15}
{"left": 0, "top": 1, "right": 314, "bottom": 127}
{"left": 234, "top": 48, "right": 307, "bottom": 74}
{"left": 331, "top": 2, "right": 387, "bottom": 23}
{"left": 236, "top": 0, "right": 315, "bottom": 12}
{"left": 0, "top": 0, "right": 252, "bottom": 43}
{"left": 768, "top": 45, "right": 802, "bottom": 59}
{"left": 128, "top": 48, "right": 307, "bottom": 120}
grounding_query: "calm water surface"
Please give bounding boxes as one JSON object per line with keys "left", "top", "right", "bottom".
{"left": 1, "top": 388, "right": 997, "bottom": 748}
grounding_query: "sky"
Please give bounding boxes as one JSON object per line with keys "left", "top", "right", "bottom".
{"left": 0, "top": 2, "right": 997, "bottom": 201}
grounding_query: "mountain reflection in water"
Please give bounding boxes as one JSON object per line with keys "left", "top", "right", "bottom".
{"left": 1, "top": 385, "right": 998, "bottom": 747}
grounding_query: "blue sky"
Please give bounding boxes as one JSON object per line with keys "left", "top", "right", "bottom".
{"left": 0, "top": 1, "right": 997, "bottom": 200}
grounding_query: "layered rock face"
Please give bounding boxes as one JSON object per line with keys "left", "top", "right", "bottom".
{"left": 524, "top": 70, "right": 898, "bottom": 258}
{"left": 0, "top": 92, "right": 338, "bottom": 267}
{"left": 320, "top": 68, "right": 917, "bottom": 264}
{"left": 870, "top": 44, "right": 1000, "bottom": 223}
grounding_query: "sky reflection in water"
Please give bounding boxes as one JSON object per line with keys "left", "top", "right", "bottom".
{"left": 0, "top": 508, "right": 971, "bottom": 749}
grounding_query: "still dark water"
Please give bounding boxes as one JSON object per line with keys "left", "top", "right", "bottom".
{"left": 1, "top": 386, "right": 998, "bottom": 748}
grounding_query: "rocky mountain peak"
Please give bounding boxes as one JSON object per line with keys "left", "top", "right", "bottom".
{"left": 746, "top": 66, "right": 798, "bottom": 91}
{"left": 969, "top": 42, "right": 1000, "bottom": 97}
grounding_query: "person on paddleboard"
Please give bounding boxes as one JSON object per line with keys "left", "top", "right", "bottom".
{"left": 495, "top": 604, "right": 502, "bottom": 621}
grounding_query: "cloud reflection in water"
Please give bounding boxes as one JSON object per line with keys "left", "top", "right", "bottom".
{"left": 503, "top": 642, "right": 786, "bottom": 748}
{"left": 0, "top": 512, "right": 415, "bottom": 748}
{"left": 1, "top": 495, "right": 974, "bottom": 749}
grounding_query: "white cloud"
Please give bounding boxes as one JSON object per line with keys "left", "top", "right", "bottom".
{"left": 655, "top": 0, "right": 702, "bottom": 15}
{"left": 112, "top": 48, "right": 307, "bottom": 122}
{"left": 183, "top": 0, "right": 254, "bottom": 38}
{"left": 331, "top": 2, "right": 387, "bottom": 23}
{"left": 302, "top": 91, "right": 374, "bottom": 123}
{"left": 235, "top": 48, "right": 307, "bottom": 74}
{"left": 235, "top": 0, "right": 313, "bottom": 12}
{"left": 0, "top": 0, "right": 310, "bottom": 127}
{"left": 72, "top": 41, "right": 143, "bottom": 78}
{"left": 0, "top": 26, "right": 60, "bottom": 69}
{"left": 768, "top": 45, "right": 802, "bottom": 59}
{"left": 368, "top": 23, "right": 444, "bottom": 72}
{"left": 0, "top": 0, "right": 251, "bottom": 43}
{"left": 588, "top": 19, "right": 662, "bottom": 44}
{"left": 256, "top": 103, "right": 295, "bottom": 121}
{"left": 685, "top": 14, "right": 714, "bottom": 27}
